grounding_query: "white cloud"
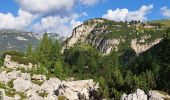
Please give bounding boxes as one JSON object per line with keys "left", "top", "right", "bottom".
{"left": 16, "top": 0, "right": 75, "bottom": 15}
{"left": 80, "top": 0, "right": 98, "bottom": 5}
{"left": 103, "top": 8, "right": 129, "bottom": 22}
{"left": 0, "top": 9, "right": 34, "bottom": 29}
{"left": 103, "top": 4, "right": 153, "bottom": 22}
{"left": 13, "top": 0, "right": 90, "bottom": 37}
{"left": 32, "top": 16, "right": 82, "bottom": 37}
{"left": 161, "top": 6, "right": 170, "bottom": 17}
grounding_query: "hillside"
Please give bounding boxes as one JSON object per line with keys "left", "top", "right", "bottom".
{"left": 63, "top": 18, "right": 165, "bottom": 55}
{"left": 150, "top": 19, "right": 170, "bottom": 27}
{"left": 0, "top": 19, "right": 170, "bottom": 99}
{"left": 0, "top": 29, "right": 39, "bottom": 53}
{"left": 0, "top": 29, "right": 63, "bottom": 54}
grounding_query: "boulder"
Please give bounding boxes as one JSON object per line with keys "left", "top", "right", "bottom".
{"left": 148, "top": 90, "right": 170, "bottom": 100}
{"left": 44, "top": 94, "right": 58, "bottom": 100}
{"left": 3, "top": 96, "right": 13, "bottom": 100}
{"left": 121, "top": 89, "right": 147, "bottom": 100}
{"left": 0, "top": 89, "right": 5, "bottom": 100}
{"left": 14, "top": 94, "right": 21, "bottom": 100}
{"left": 6, "top": 70, "right": 21, "bottom": 80}
{"left": 13, "top": 77, "right": 32, "bottom": 92}
{"left": 28, "top": 93, "right": 44, "bottom": 100}
{"left": 57, "top": 79, "right": 99, "bottom": 100}
{"left": 32, "top": 74, "right": 46, "bottom": 82}
{"left": 0, "top": 71, "right": 10, "bottom": 84}
{"left": 4, "top": 55, "right": 34, "bottom": 70}
{"left": 21, "top": 73, "right": 31, "bottom": 80}
{"left": 27, "top": 84, "right": 41, "bottom": 97}
{"left": 41, "top": 78, "right": 61, "bottom": 94}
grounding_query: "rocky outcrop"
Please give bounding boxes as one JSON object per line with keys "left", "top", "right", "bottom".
{"left": 41, "top": 78, "right": 61, "bottom": 94}
{"left": 121, "top": 89, "right": 147, "bottom": 100}
{"left": 0, "top": 70, "right": 98, "bottom": 100}
{"left": 121, "top": 89, "right": 170, "bottom": 100}
{"left": 131, "top": 38, "right": 162, "bottom": 55}
{"left": 13, "top": 77, "right": 33, "bottom": 92}
{"left": 148, "top": 90, "right": 170, "bottom": 100}
{"left": 4, "top": 55, "right": 34, "bottom": 70}
{"left": 57, "top": 79, "right": 99, "bottom": 100}
{"left": 62, "top": 18, "right": 105, "bottom": 51}
{"left": 32, "top": 74, "right": 46, "bottom": 82}
{"left": 63, "top": 18, "right": 162, "bottom": 55}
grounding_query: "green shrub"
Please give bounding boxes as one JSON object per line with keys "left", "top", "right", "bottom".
{"left": 58, "top": 95, "right": 67, "bottom": 100}
{"left": 7, "top": 79, "right": 14, "bottom": 88}
{"left": 38, "top": 92, "right": 48, "bottom": 97}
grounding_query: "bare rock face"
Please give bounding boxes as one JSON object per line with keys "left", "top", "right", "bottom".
{"left": 148, "top": 90, "right": 170, "bottom": 100}
{"left": 121, "top": 89, "right": 170, "bottom": 100}
{"left": 4, "top": 55, "right": 34, "bottom": 70}
{"left": 0, "top": 89, "right": 5, "bottom": 100}
{"left": 0, "top": 70, "right": 20, "bottom": 84}
{"left": 63, "top": 18, "right": 162, "bottom": 55}
{"left": 131, "top": 38, "right": 162, "bottom": 55}
{"left": 121, "top": 89, "right": 147, "bottom": 100}
{"left": 13, "top": 77, "right": 32, "bottom": 92}
{"left": 21, "top": 73, "right": 31, "bottom": 80}
{"left": 32, "top": 74, "right": 46, "bottom": 82}
{"left": 40, "top": 78, "right": 61, "bottom": 94}
{"left": 57, "top": 79, "right": 99, "bottom": 100}
{"left": 62, "top": 18, "right": 104, "bottom": 51}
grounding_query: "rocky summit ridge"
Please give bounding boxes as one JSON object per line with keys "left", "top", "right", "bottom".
{"left": 63, "top": 18, "right": 164, "bottom": 55}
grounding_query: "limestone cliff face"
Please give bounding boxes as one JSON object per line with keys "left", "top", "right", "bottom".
{"left": 63, "top": 18, "right": 163, "bottom": 55}
{"left": 62, "top": 18, "right": 104, "bottom": 51}
{"left": 131, "top": 38, "right": 162, "bottom": 55}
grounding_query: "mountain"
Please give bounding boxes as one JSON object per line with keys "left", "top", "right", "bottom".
{"left": 0, "top": 29, "right": 39, "bottom": 53}
{"left": 0, "top": 29, "right": 63, "bottom": 54}
{"left": 63, "top": 18, "right": 165, "bottom": 55}
{"left": 150, "top": 19, "right": 170, "bottom": 27}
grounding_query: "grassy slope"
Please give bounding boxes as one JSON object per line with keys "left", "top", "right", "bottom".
{"left": 150, "top": 19, "right": 170, "bottom": 27}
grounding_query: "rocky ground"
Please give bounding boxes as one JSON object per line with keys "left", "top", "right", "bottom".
{"left": 121, "top": 89, "right": 170, "bottom": 100}
{"left": 0, "top": 69, "right": 98, "bottom": 100}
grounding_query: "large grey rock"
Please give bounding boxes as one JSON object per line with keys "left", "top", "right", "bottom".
{"left": 6, "top": 70, "right": 21, "bottom": 80}
{"left": 13, "top": 77, "right": 32, "bottom": 92}
{"left": 148, "top": 90, "right": 170, "bottom": 100}
{"left": 44, "top": 94, "right": 58, "bottom": 100}
{"left": 0, "top": 70, "right": 20, "bottom": 84}
{"left": 28, "top": 93, "right": 44, "bottom": 100}
{"left": 14, "top": 94, "right": 21, "bottom": 100}
{"left": 32, "top": 74, "right": 46, "bottom": 82}
{"left": 4, "top": 55, "right": 34, "bottom": 70}
{"left": 121, "top": 89, "right": 147, "bottom": 100}
{"left": 41, "top": 78, "right": 61, "bottom": 94}
{"left": 0, "top": 89, "right": 5, "bottom": 100}
{"left": 0, "top": 71, "right": 10, "bottom": 84}
{"left": 21, "top": 73, "right": 31, "bottom": 80}
{"left": 3, "top": 96, "right": 13, "bottom": 100}
{"left": 27, "top": 84, "right": 41, "bottom": 97}
{"left": 57, "top": 79, "right": 99, "bottom": 100}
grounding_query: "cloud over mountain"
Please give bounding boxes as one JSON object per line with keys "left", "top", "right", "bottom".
{"left": 0, "top": 9, "right": 34, "bottom": 29}
{"left": 161, "top": 6, "right": 170, "bottom": 17}
{"left": 103, "top": 4, "right": 153, "bottom": 22}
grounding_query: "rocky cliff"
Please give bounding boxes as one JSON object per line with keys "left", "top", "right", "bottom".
{"left": 63, "top": 18, "right": 164, "bottom": 55}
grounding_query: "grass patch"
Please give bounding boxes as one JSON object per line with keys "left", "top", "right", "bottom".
{"left": 7, "top": 79, "right": 14, "bottom": 88}
{"left": 156, "top": 90, "right": 169, "bottom": 96}
{"left": 38, "top": 92, "right": 48, "bottom": 97}
{"left": 17, "top": 92, "right": 27, "bottom": 99}
{"left": 31, "top": 80, "right": 44, "bottom": 86}
{"left": 58, "top": 95, "right": 67, "bottom": 100}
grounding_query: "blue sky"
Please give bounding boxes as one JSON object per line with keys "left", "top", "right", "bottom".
{"left": 0, "top": 0, "right": 170, "bottom": 37}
